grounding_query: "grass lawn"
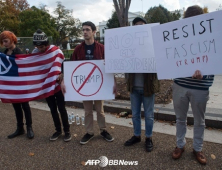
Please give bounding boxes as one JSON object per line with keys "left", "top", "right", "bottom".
{"left": 62, "top": 49, "right": 74, "bottom": 60}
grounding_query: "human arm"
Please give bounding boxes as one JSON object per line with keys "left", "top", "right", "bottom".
{"left": 60, "top": 80, "right": 66, "bottom": 94}
{"left": 70, "top": 47, "right": 78, "bottom": 61}
{"left": 57, "top": 72, "right": 63, "bottom": 84}
{"left": 113, "top": 76, "right": 117, "bottom": 95}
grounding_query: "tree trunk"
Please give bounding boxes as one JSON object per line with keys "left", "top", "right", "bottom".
{"left": 113, "top": 0, "right": 131, "bottom": 27}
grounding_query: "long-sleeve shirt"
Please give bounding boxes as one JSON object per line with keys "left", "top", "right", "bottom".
{"left": 174, "top": 75, "right": 214, "bottom": 90}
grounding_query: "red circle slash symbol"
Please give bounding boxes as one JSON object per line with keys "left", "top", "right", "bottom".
{"left": 71, "top": 62, "right": 103, "bottom": 96}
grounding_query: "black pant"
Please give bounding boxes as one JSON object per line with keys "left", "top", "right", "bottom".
{"left": 46, "top": 90, "right": 70, "bottom": 133}
{"left": 12, "top": 102, "right": 32, "bottom": 127}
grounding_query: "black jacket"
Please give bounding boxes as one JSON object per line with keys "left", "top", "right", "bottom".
{"left": 4, "top": 46, "right": 23, "bottom": 55}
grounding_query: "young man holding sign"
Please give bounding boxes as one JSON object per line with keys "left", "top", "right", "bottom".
{"left": 124, "top": 17, "right": 160, "bottom": 152}
{"left": 172, "top": 6, "right": 214, "bottom": 165}
{"left": 68, "top": 21, "right": 114, "bottom": 144}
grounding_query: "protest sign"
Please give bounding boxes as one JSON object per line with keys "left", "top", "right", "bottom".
{"left": 64, "top": 60, "right": 115, "bottom": 101}
{"left": 152, "top": 10, "right": 222, "bottom": 79}
{"left": 105, "top": 23, "right": 159, "bottom": 73}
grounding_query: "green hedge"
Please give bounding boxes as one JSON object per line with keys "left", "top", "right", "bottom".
{"left": 62, "top": 49, "right": 74, "bottom": 60}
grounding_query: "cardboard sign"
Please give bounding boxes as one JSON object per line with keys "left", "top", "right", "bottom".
{"left": 152, "top": 10, "right": 222, "bottom": 79}
{"left": 105, "top": 23, "right": 159, "bottom": 73}
{"left": 64, "top": 60, "right": 115, "bottom": 101}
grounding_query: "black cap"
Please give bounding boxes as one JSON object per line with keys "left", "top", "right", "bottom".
{"left": 132, "top": 17, "right": 147, "bottom": 25}
{"left": 33, "top": 29, "right": 49, "bottom": 46}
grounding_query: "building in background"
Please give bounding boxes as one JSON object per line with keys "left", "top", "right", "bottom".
{"left": 98, "top": 11, "right": 144, "bottom": 38}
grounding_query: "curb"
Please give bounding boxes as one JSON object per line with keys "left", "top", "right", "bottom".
{"left": 65, "top": 101, "right": 222, "bottom": 129}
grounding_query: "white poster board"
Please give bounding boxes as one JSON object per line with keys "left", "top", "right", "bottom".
{"left": 105, "top": 23, "right": 159, "bottom": 73}
{"left": 152, "top": 10, "right": 222, "bottom": 79}
{"left": 64, "top": 60, "right": 115, "bottom": 101}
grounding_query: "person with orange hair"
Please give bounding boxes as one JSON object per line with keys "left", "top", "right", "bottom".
{"left": 0, "top": 31, "right": 34, "bottom": 139}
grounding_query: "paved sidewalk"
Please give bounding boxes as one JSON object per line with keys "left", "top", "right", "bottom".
{"left": 30, "top": 101, "right": 222, "bottom": 145}
{"left": 1, "top": 101, "right": 222, "bottom": 169}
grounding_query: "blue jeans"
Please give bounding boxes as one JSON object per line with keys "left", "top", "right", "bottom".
{"left": 130, "top": 89, "right": 155, "bottom": 138}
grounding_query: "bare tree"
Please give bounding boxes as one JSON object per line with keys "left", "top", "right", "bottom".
{"left": 113, "top": 0, "right": 131, "bottom": 27}
{"left": 216, "top": 4, "right": 222, "bottom": 11}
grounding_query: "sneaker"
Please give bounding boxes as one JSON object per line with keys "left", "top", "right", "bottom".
{"left": 100, "top": 130, "right": 114, "bottom": 142}
{"left": 145, "top": 137, "right": 153, "bottom": 152}
{"left": 80, "top": 133, "right": 94, "bottom": 144}
{"left": 172, "top": 147, "right": 185, "bottom": 159}
{"left": 193, "top": 149, "right": 207, "bottom": 165}
{"left": 124, "top": 136, "right": 141, "bottom": 146}
{"left": 64, "top": 132, "right": 72, "bottom": 142}
{"left": 50, "top": 132, "right": 62, "bottom": 141}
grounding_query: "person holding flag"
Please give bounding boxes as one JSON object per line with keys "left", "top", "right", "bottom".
{"left": 0, "top": 31, "right": 34, "bottom": 139}
{"left": 32, "top": 29, "right": 71, "bottom": 142}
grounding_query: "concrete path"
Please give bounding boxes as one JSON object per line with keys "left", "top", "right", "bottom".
{"left": 208, "top": 75, "right": 222, "bottom": 109}
{"left": 98, "top": 75, "right": 222, "bottom": 129}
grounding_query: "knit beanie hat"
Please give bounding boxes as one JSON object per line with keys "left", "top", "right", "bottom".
{"left": 132, "top": 17, "right": 147, "bottom": 25}
{"left": 33, "top": 29, "right": 49, "bottom": 46}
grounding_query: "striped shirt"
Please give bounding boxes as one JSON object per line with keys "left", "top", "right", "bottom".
{"left": 174, "top": 75, "right": 214, "bottom": 90}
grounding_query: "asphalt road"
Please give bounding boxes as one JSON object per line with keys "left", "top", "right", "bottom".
{"left": 0, "top": 102, "right": 222, "bottom": 169}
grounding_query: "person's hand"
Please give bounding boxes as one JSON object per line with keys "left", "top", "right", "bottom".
{"left": 113, "top": 77, "right": 117, "bottom": 96}
{"left": 192, "top": 70, "right": 203, "bottom": 80}
{"left": 113, "top": 84, "right": 117, "bottom": 95}
{"left": 56, "top": 73, "right": 63, "bottom": 84}
{"left": 60, "top": 80, "right": 66, "bottom": 94}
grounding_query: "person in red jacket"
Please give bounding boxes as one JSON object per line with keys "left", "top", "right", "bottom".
{"left": 62, "top": 21, "right": 115, "bottom": 145}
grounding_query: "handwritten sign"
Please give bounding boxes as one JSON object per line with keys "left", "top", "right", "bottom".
{"left": 152, "top": 10, "right": 222, "bottom": 79}
{"left": 71, "top": 62, "right": 103, "bottom": 96}
{"left": 105, "top": 23, "right": 159, "bottom": 73}
{"left": 64, "top": 60, "right": 115, "bottom": 101}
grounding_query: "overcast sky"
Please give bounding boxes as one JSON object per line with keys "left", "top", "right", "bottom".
{"left": 27, "top": 0, "right": 221, "bottom": 25}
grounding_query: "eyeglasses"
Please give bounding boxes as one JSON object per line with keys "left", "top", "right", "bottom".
{"left": 82, "top": 28, "right": 91, "bottom": 32}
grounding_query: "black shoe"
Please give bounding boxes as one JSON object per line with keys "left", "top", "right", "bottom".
{"left": 8, "top": 127, "right": 25, "bottom": 139}
{"left": 50, "top": 132, "right": 62, "bottom": 141}
{"left": 64, "top": 132, "right": 72, "bottom": 142}
{"left": 124, "top": 136, "right": 141, "bottom": 146}
{"left": 27, "top": 126, "right": 34, "bottom": 139}
{"left": 80, "top": 133, "right": 94, "bottom": 145}
{"left": 100, "top": 130, "right": 114, "bottom": 142}
{"left": 145, "top": 137, "right": 153, "bottom": 152}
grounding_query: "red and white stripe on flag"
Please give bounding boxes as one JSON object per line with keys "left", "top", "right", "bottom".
{"left": 0, "top": 45, "right": 64, "bottom": 103}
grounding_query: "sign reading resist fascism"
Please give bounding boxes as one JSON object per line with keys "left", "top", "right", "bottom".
{"left": 152, "top": 10, "right": 222, "bottom": 79}
{"left": 64, "top": 60, "right": 115, "bottom": 101}
{"left": 105, "top": 23, "right": 159, "bottom": 73}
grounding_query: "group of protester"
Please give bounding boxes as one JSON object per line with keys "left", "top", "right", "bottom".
{"left": 0, "top": 5, "right": 214, "bottom": 165}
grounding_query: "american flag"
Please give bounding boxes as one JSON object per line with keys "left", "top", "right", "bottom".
{"left": 0, "top": 45, "right": 64, "bottom": 103}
